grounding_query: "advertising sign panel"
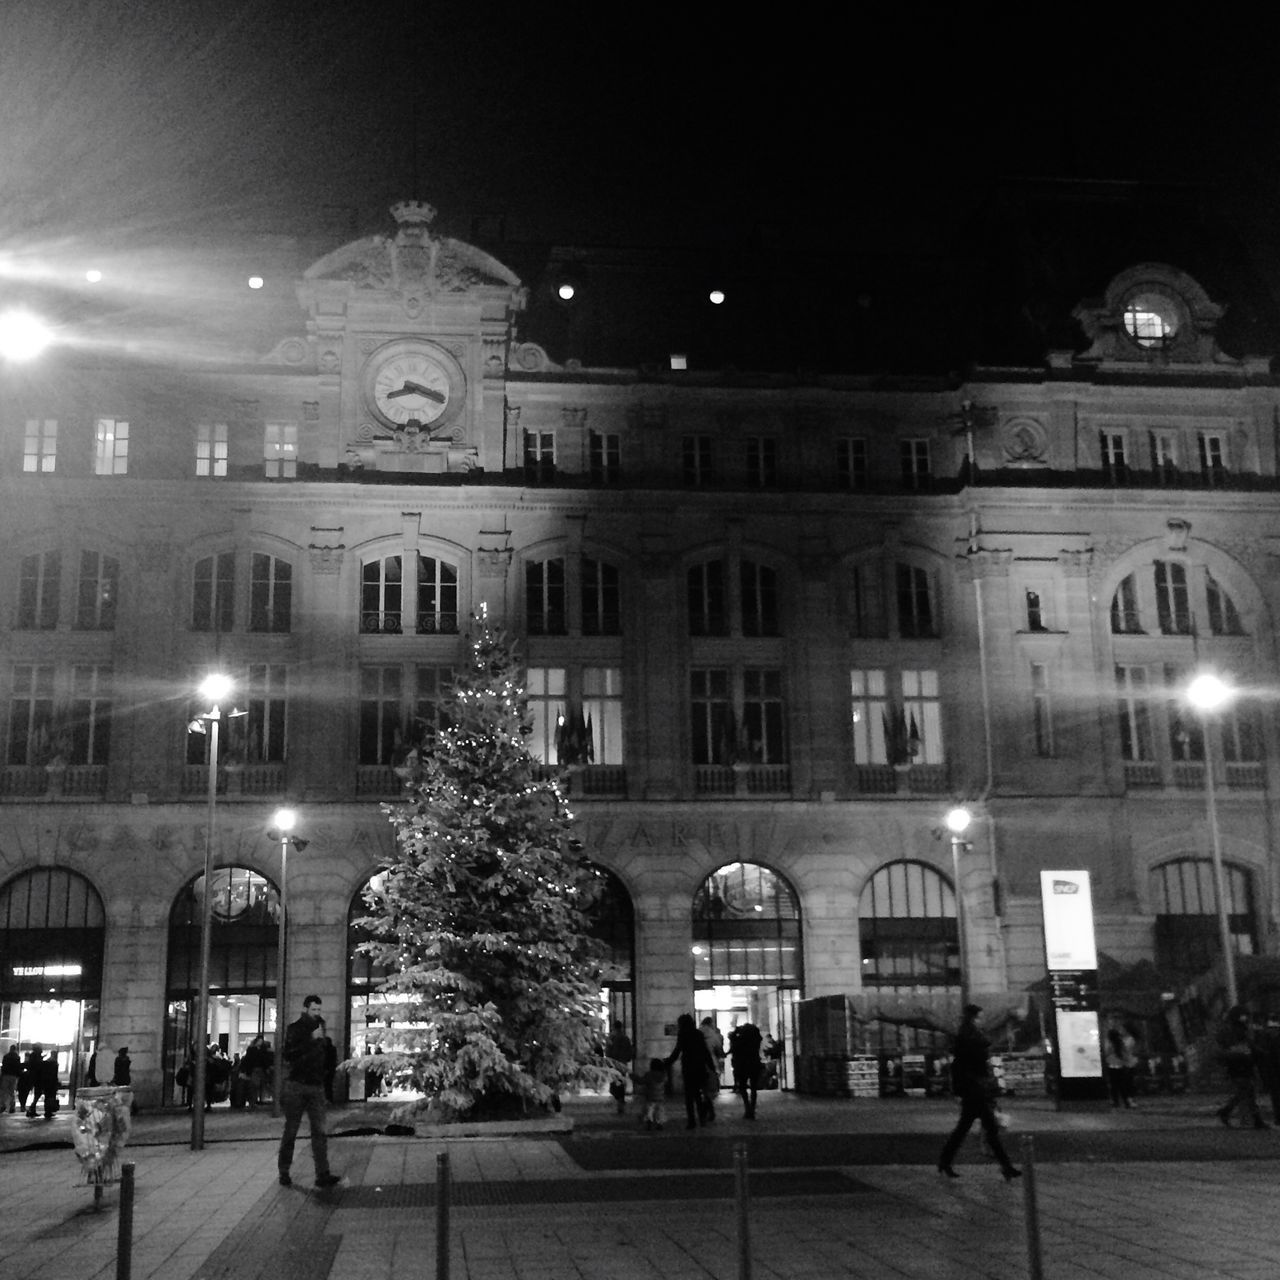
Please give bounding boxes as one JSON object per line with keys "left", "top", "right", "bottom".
{"left": 1040, "top": 870, "right": 1105, "bottom": 1098}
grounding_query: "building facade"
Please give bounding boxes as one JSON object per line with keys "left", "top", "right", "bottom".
{"left": 3, "top": 201, "right": 1279, "bottom": 1105}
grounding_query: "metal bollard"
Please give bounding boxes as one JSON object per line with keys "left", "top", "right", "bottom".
{"left": 1020, "top": 1135, "right": 1043, "bottom": 1280}
{"left": 436, "top": 1151, "right": 451, "bottom": 1280}
{"left": 117, "top": 1162, "right": 135, "bottom": 1280}
{"left": 734, "top": 1141, "right": 752, "bottom": 1280}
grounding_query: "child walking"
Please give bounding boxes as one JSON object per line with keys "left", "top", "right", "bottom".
{"left": 634, "top": 1058, "right": 667, "bottom": 1130}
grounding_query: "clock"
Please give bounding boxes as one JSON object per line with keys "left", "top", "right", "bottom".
{"left": 364, "top": 340, "right": 465, "bottom": 432}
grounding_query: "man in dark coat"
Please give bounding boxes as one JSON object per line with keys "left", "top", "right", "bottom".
{"left": 111, "top": 1047, "right": 132, "bottom": 1086}
{"left": 937, "top": 1004, "right": 1021, "bottom": 1180}
{"left": 22, "top": 1045, "right": 45, "bottom": 1117}
{"left": 276, "top": 994, "right": 340, "bottom": 1188}
{"left": 728, "top": 1021, "right": 764, "bottom": 1119}
{"left": 605, "top": 1020, "right": 634, "bottom": 1115}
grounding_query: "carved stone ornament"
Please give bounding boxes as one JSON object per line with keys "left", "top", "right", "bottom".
{"left": 510, "top": 342, "right": 557, "bottom": 373}
{"left": 1057, "top": 548, "right": 1093, "bottom": 577}
{"left": 1165, "top": 518, "right": 1191, "bottom": 552}
{"left": 1002, "top": 417, "right": 1049, "bottom": 465}
{"left": 477, "top": 547, "right": 513, "bottom": 577}
{"left": 309, "top": 544, "right": 346, "bottom": 574}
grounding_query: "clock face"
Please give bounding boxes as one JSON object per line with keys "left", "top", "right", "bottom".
{"left": 371, "top": 351, "right": 452, "bottom": 426}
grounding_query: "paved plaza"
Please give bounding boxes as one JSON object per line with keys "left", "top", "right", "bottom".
{"left": 2, "top": 1092, "right": 1278, "bottom": 1280}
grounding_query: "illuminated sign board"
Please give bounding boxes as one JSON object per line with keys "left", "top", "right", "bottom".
{"left": 12, "top": 964, "right": 83, "bottom": 977}
{"left": 1040, "top": 870, "right": 1104, "bottom": 1092}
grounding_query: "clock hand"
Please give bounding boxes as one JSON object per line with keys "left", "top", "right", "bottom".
{"left": 402, "top": 380, "right": 446, "bottom": 403}
{"left": 386, "top": 385, "right": 415, "bottom": 399}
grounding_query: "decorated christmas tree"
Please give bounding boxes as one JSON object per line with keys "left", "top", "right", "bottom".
{"left": 349, "top": 605, "right": 613, "bottom": 1121}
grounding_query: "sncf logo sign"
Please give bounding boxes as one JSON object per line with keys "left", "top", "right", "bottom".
{"left": 1052, "top": 880, "right": 1079, "bottom": 894}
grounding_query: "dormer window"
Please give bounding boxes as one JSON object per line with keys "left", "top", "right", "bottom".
{"left": 1122, "top": 293, "right": 1179, "bottom": 349}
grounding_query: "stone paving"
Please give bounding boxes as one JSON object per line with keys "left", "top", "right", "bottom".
{"left": 1, "top": 1094, "right": 1278, "bottom": 1279}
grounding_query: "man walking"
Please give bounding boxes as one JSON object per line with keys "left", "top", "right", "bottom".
{"left": 277, "top": 994, "right": 341, "bottom": 1189}
{"left": 937, "top": 1003, "right": 1021, "bottom": 1181}
{"left": 728, "top": 1021, "right": 763, "bottom": 1119}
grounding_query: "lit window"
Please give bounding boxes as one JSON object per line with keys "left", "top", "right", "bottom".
{"left": 582, "top": 666, "right": 624, "bottom": 764}
{"left": 23, "top": 419, "right": 56, "bottom": 473}
{"left": 1123, "top": 298, "right": 1178, "bottom": 349}
{"left": 523, "top": 430, "right": 555, "bottom": 484}
{"left": 196, "top": 423, "right": 228, "bottom": 478}
{"left": 264, "top": 422, "right": 297, "bottom": 478}
{"left": 94, "top": 417, "right": 129, "bottom": 475}
{"left": 526, "top": 667, "right": 567, "bottom": 763}
{"left": 670, "top": 353, "right": 688, "bottom": 370}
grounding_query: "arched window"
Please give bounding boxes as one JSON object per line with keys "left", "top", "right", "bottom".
{"left": 0, "top": 868, "right": 105, "bottom": 1001}
{"left": 0, "top": 868, "right": 105, "bottom": 1098}
{"left": 1151, "top": 858, "right": 1257, "bottom": 979}
{"left": 858, "top": 860, "right": 958, "bottom": 991}
{"left": 692, "top": 862, "right": 801, "bottom": 985}
{"left": 164, "top": 866, "right": 281, "bottom": 1104}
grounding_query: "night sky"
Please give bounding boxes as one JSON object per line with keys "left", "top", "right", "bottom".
{"left": 5, "top": 1, "right": 1279, "bottom": 253}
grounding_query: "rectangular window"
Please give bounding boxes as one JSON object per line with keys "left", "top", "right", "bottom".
{"left": 264, "top": 422, "right": 298, "bottom": 478}
{"left": 1166, "top": 664, "right": 1203, "bottom": 762}
{"left": 588, "top": 431, "right": 621, "bottom": 484}
{"left": 682, "top": 434, "right": 713, "bottom": 486}
{"left": 526, "top": 667, "right": 566, "bottom": 764}
{"left": 896, "top": 563, "right": 935, "bottom": 638}
{"left": 582, "top": 558, "right": 621, "bottom": 635}
{"left": 1222, "top": 701, "right": 1262, "bottom": 764}
{"left": 359, "top": 665, "right": 402, "bottom": 765}
{"left": 690, "top": 667, "right": 732, "bottom": 765}
{"left": 23, "top": 419, "right": 56, "bottom": 473}
{"left": 244, "top": 664, "right": 287, "bottom": 763}
{"left": 192, "top": 553, "right": 236, "bottom": 632}
{"left": 523, "top": 430, "right": 556, "bottom": 484}
{"left": 249, "top": 553, "right": 292, "bottom": 633}
{"left": 416, "top": 556, "right": 459, "bottom": 635}
{"left": 360, "top": 556, "right": 402, "bottom": 634}
{"left": 900, "top": 439, "right": 930, "bottom": 490}
{"left": 848, "top": 562, "right": 887, "bottom": 638}
{"left": 583, "top": 666, "right": 623, "bottom": 765}
{"left": 1198, "top": 432, "right": 1227, "bottom": 484}
{"left": 850, "top": 668, "right": 889, "bottom": 764}
{"left": 746, "top": 436, "right": 779, "bottom": 488}
{"left": 901, "top": 668, "right": 943, "bottom": 764}
{"left": 1154, "top": 560, "right": 1192, "bottom": 636}
{"left": 18, "top": 551, "right": 61, "bottom": 630}
{"left": 836, "top": 437, "right": 868, "bottom": 491}
{"left": 1151, "top": 430, "right": 1179, "bottom": 484}
{"left": 1031, "top": 662, "right": 1053, "bottom": 757}
{"left": 688, "top": 561, "right": 728, "bottom": 636}
{"left": 7, "top": 664, "right": 55, "bottom": 765}
{"left": 196, "top": 423, "right": 228, "bottom": 477}
{"left": 742, "top": 668, "right": 786, "bottom": 763}
{"left": 412, "top": 665, "right": 453, "bottom": 747}
{"left": 1025, "top": 588, "right": 1048, "bottom": 632}
{"left": 1116, "top": 665, "right": 1154, "bottom": 761}
{"left": 1100, "top": 430, "right": 1127, "bottom": 482}
{"left": 741, "top": 561, "right": 779, "bottom": 637}
{"left": 70, "top": 664, "right": 111, "bottom": 766}
{"left": 94, "top": 418, "right": 129, "bottom": 475}
{"left": 526, "top": 558, "right": 566, "bottom": 635}
{"left": 76, "top": 551, "right": 118, "bottom": 630}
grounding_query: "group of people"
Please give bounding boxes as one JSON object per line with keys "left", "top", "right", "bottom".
{"left": 604, "top": 1015, "right": 781, "bottom": 1130}
{"left": 0, "top": 1042, "right": 131, "bottom": 1118}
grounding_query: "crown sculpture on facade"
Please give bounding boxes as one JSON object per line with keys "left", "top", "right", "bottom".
{"left": 391, "top": 200, "right": 437, "bottom": 229}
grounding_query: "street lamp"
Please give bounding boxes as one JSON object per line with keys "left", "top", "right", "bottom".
{"left": 0, "top": 308, "right": 53, "bottom": 362}
{"left": 944, "top": 806, "right": 973, "bottom": 1010}
{"left": 268, "top": 808, "right": 307, "bottom": 1116}
{"left": 187, "top": 673, "right": 243, "bottom": 1151}
{"left": 1186, "top": 672, "right": 1238, "bottom": 1008}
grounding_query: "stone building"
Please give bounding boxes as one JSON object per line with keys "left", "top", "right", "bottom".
{"left": 3, "top": 194, "right": 1280, "bottom": 1105}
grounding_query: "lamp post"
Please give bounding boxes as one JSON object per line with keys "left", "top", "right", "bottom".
{"left": 268, "top": 807, "right": 303, "bottom": 1117}
{"left": 187, "top": 673, "right": 239, "bottom": 1151}
{"left": 945, "top": 806, "right": 973, "bottom": 1010}
{"left": 0, "top": 309, "right": 54, "bottom": 362}
{"left": 1186, "top": 673, "right": 1239, "bottom": 1008}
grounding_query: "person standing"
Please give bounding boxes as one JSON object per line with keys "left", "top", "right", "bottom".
{"left": 0, "top": 1043, "right": 20, "bottom": 1113}
{"left": 39, "top": 1051, "right": 60, "bottom": 1118}
{"left": 1104, "top": 1019, "right": 1138, "bottom": 1109}
{"left": 605, "top": 1020, "right": 634, "bottom": 1115}
{"left": 23, "top": 1045, "right": 46, "bottom": 1117}
{"left": 111, "top": 1047, "right": 132, "bottom": 1086}
{"left": 666, "top": 1013, "right": 718, "bottom": 1129}
{"left": 1216, "top": 1006, "right": 1269, "bottom": 1129}
{"left": 937, "top": 1004, "right": 1021, "bottom": 1181}
{"left": 728, "top": 1021, "right": 764, "bottom": 1119}
{"left": 277, "top": 994, "right": 341, "bottom": 1188}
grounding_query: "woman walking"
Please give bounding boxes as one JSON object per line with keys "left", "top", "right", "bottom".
{"left": 666, "top": 1013, "right": 718, "bottom": 1129}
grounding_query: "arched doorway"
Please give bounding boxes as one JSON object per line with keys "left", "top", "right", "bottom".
{"left": 0, "top": 867, "right": 104, "bottom": 1105}
{"left": 164, "top": 866, "right": 280, "bottom": 1105}
{"left": 1151, "top": 857, "right": 1258, "bottom": 979}
{"left": 692, "top": 861, "right": 802, "bottom": 1088}
{"left": 587, "top": 865, "right": 636, "bottom": 1048}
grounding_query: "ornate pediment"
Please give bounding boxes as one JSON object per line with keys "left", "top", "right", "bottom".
{"left": 301, "top": 201, "right": 525, "bottom": 309}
